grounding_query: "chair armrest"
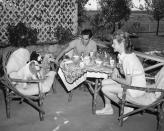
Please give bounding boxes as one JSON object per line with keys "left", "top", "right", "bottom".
{"left": 121, "top": 84, "right": 164, "bottom": 93}
{"left": 145, "top": 76, "right": 155, "bottom": 80}
{"left": 10, "top": 78, "right": 45, "bottom": 83}
{"left": 10, "top": 77, "right": 47, "bottom": 100}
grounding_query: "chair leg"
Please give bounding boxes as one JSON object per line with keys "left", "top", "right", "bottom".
{"left": 119, "top": 88, "right": 127, "bottom": 126}
{"left": 157, "top": 104, "right": 164, "bottom": 131}
{"left": 50, "top": 63, "right": 58, "bottom": 94}
{"left": 38, "top": 98, "right": 44, "bottom": 121}
{"left": 119, "top": 105, "right": 124, "bottom": 126}
{"left": 4, "top": 89, "right": 11, "bottom": 118}
{"left": 51, "top": 77, "right": 57, "bottom": 94}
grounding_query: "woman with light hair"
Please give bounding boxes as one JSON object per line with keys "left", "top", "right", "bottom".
{"left": 96, "top": 30, "right": 158, "bottom": 119}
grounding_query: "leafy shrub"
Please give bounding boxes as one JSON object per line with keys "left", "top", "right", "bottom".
{"left": 7, "top": 22, "right": 38, "bottom": 47}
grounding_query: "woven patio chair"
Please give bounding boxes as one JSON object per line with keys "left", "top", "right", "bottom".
{"left": 118, "top": 66, "right": 164, "bottom": 131}
{"left": 0, "top": 47, "right": 46, "bottom": 121}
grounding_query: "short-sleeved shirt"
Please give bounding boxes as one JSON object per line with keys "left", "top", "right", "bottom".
{"left": 68, "top": 38, "right": 97, "bottom": 56}
{"left": 119, "top": 53, "right": 146, "bottom": 97}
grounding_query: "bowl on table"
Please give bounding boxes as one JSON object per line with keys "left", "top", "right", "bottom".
{"left": 95, "top": 59, "right": 103, "bottom": 66}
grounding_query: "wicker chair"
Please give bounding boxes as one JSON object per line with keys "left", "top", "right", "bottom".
{"left": 118, "top": 67, "right": 164, "bottom": 131}
{"left": 0, "top": 47, "right": 46, "bottom": 121}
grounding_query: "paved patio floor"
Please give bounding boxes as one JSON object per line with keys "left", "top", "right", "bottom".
{"left": 0, "top": 80, "right": 163, "bottom": 131}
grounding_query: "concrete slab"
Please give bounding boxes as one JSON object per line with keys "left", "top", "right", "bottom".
{"left": 0, "top": 80, "right": 163, "bottom": 131}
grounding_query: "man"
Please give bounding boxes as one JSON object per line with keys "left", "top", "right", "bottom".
{"left": 55, "top": 29, "right": 98, "bottom": 63}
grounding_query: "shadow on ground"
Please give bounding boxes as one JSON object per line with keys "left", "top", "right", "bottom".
{"left": 0, "top": 80, "right": 163, "bottom": 131}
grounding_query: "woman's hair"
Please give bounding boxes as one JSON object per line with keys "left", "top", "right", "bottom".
{"left": 81, "top": 29, "right": 93, "bottom": 39}
{"left": 113, "top": 30, "right": 133, "bottom": 54}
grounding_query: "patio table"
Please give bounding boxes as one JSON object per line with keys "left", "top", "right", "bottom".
{"left": 58, "top": 58, "right": 114, "bottom": 114}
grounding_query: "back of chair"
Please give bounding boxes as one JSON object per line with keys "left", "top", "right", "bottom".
{"left": 0, "top": 47, "right": 45, "bottom": 121}
{"left": 155, "top": 66, "right": 164, "bottom": 90}
{"left": 119, "top": 70, "right": 164, "bottom": 131}
{"left": 1, "top": 47, "right": 16, "bottom": 88}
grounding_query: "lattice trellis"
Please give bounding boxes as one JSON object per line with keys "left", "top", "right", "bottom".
{"left": 0, "top": 0, "right": 78, "bottom": 43}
